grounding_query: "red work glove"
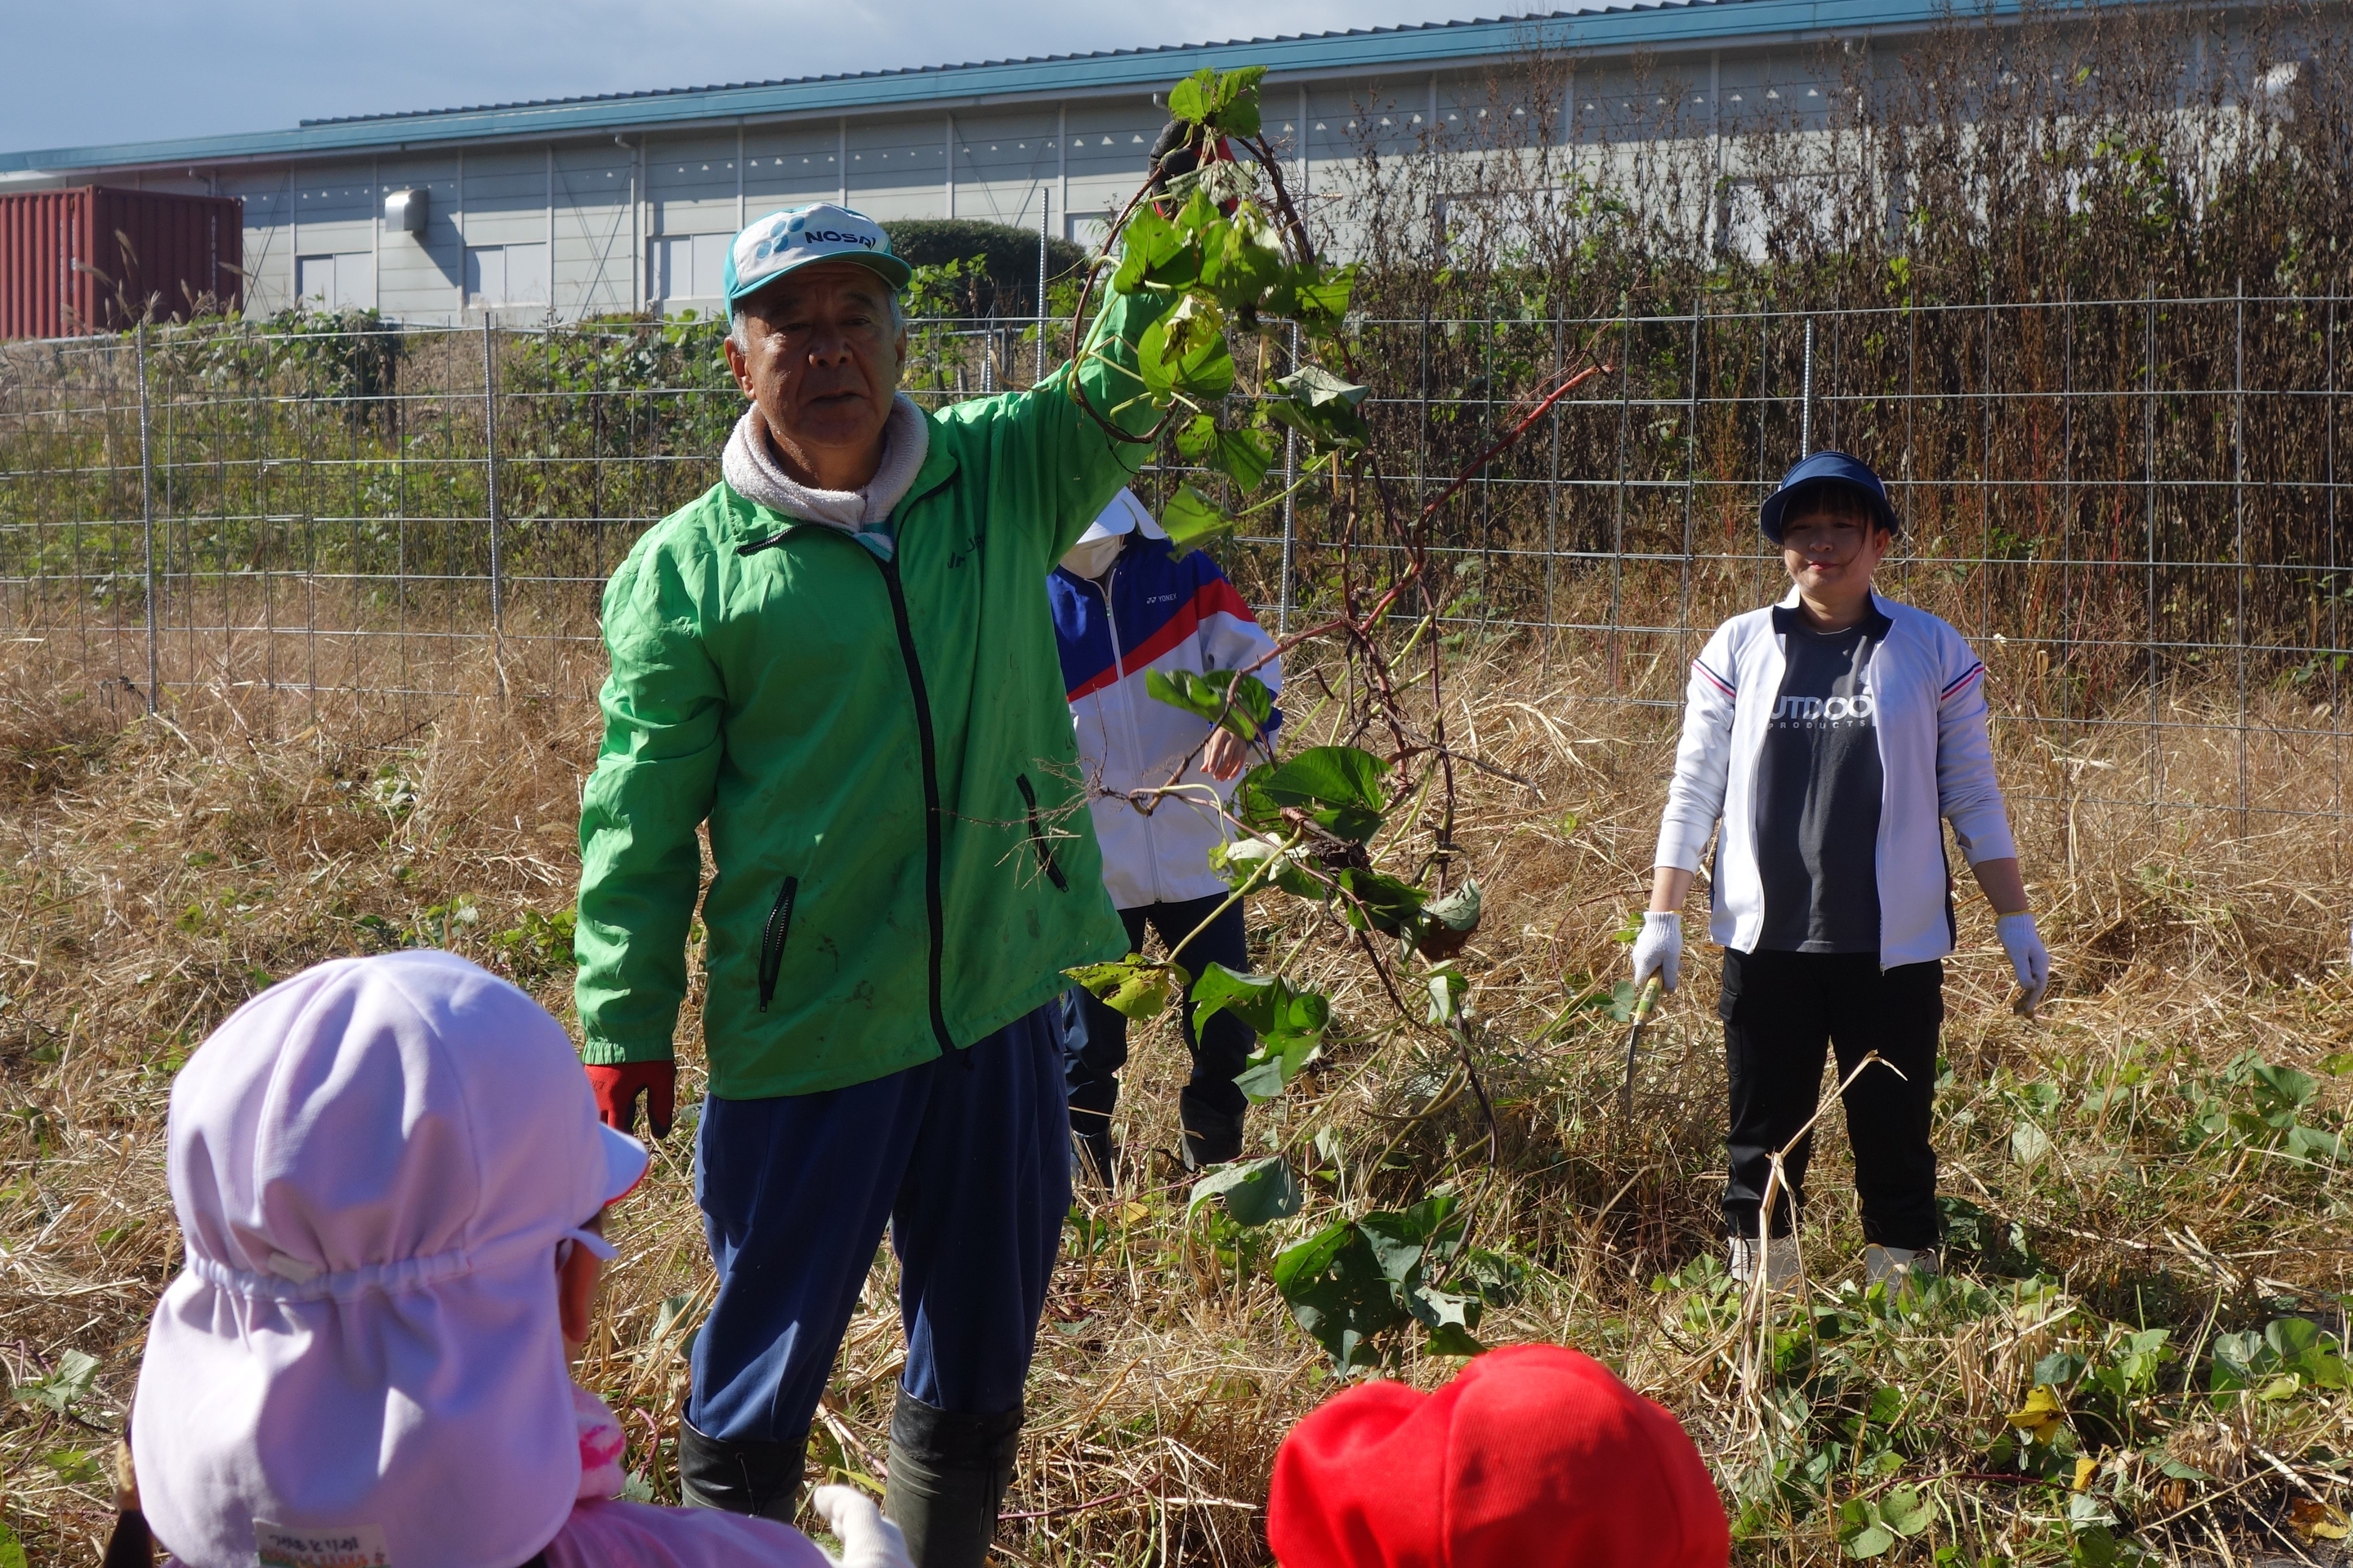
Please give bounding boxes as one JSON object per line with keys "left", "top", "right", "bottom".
{"left": 585, "top": 1061, "right": 676, "bottom": 1140}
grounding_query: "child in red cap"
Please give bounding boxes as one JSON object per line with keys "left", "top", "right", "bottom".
{"left": 1268, "top": 1344, "right": 1729, "bottom": 1568}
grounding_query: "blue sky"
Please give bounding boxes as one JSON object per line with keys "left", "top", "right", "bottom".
{"left": 2, "top": 1, "right": 1514, "bottom": 155}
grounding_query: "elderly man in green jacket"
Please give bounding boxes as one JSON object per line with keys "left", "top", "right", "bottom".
{"left": 573, "top": 198, "right": 1163, "bottom": 1566}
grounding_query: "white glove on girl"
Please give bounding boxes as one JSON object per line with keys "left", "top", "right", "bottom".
{"left": 812, "top": 1485, "right": 913, "bottom": 1568}
{"left": 1631, "top": 911, "right": 1683, "bottom": 992}
{"left": 1996, "top": 911, "right": 2052, "bottom": 1014}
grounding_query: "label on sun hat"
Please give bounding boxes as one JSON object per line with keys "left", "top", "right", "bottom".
{"left": 256, "top": 1520, "right": 391, "bottom": 1567}
{"left": 725, "top": 203, "right": 913, "bottom": 306}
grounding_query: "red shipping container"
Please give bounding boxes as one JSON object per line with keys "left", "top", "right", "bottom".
{"left": 0, "top": 185, "right": 243, "bottom": 340}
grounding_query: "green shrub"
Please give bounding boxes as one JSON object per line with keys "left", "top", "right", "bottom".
{"left": 882, "top": 219, "right": 1087, "bottom": 315}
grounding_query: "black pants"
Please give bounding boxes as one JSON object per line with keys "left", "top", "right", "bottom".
{"left": 1721, "top": 948, "right": 1943, "bottom": 1251}
{"left": 1069, "top": 894, "right": 1253, "bottom": 1144}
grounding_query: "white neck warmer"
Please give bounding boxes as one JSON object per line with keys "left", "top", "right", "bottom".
{"left": 722, "top": 393, "right": 931, "bottom": 560}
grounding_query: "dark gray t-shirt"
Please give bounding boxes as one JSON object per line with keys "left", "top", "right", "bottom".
{"left": 1752, "top": 603, "right": 1892, "bottom": 953}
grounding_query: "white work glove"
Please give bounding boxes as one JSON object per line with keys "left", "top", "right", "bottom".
{"left": 1631, "top": 911, "right": 1683, "bottom": 993}
{"left": 1996, "top": 911, "right": 2052, "bottom": 1014}
{"left": 811, "top": 1484, "right": 913, "bottom": 1568}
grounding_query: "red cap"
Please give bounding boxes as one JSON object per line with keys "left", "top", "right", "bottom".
{"left": 1267, "top": 1344, "right": 1730, "bottom": 1568}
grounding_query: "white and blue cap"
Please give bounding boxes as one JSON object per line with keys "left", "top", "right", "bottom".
{"left": 724, "top": 202, "right": 912, "bottom": 308}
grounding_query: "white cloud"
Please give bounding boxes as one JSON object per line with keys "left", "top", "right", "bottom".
{"left": 4, "top": 0, "right": 1497, "bottom": 153}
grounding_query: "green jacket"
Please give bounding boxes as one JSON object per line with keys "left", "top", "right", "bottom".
{"left": 575, "top": 298, "right": 1162, "bottom": 1098}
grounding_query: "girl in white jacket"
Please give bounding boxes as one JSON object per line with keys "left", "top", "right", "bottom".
{"left": 1632, "top": 451, "right": 2052, "bottom": 1289}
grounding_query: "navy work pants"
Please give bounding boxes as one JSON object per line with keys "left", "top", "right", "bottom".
{"left": 685, "top": 1004, "right": 1069, "bottom": 1446}
{"left": 1720, "top": 949, "right": 1944, "bottom": 1251}
{"left": 1068, "top": 894, "right": 1253, "bottom": 1128}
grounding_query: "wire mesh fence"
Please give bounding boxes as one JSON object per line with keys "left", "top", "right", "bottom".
{"left": 2, "top": 297, "right": 2347, "bottom": 826}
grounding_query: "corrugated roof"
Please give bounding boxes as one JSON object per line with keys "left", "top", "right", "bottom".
{"left": 288, "top": 10, "right": 1696, "bottom": 129}
{"left": 0, "top": 0, "right": 2045, "bottom": 176}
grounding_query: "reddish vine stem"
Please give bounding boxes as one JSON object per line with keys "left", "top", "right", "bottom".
{"left": 1240, "top": 133, "right": 1318, "bottom": 271}
{"left": 1141, "top": 348, "right": 1610, "bottom": 896}
{"left": 1376, "top": 360, "right": 1607, "bottom": 877}
{"left": 1416, "top": 360, "right": 1611, "bottom": 525}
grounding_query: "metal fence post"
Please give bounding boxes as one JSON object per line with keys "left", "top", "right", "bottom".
{"left": 1681, "top": 295, "right": 1703, "bottom": 671}
{"left": 1799, "top": 315, "right": 1815, "bottom": 457}
{"left": 482, "top": 317, "right": 504, "bottom": 671}
{"left": 1036, "top": 190, "right": 1050, "bottom": 384}
{"left": 1542, "top": 311, "right": 1565, "bottom": 671}
{"left": 2145, "top": 284, "right": 2160, "bottom": 825}
{"left": 134, "top": 323, "right": 158, "bottom": 715}
{"left": 2233, "top": 277, "right": 2248, "bottom": 822}
{"left": 1609, "top": 301, "right": 1632, "bottom": 690}
{"left": 1279, "top": 320, "right": 1299, "bottom": 636}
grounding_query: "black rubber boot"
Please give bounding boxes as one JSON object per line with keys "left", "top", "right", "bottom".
{"left": 882, "top": 1390, "right": 1023, "bottom": 1568}
{"left": 1067, "top": 1077, "right": 1118, "bottom": 1188}
{"left": 1178, "top": 1089, "right": 1246, "bottom": 1171}
{"left": 676, "top": 1416, "right": 803, "bottom": 1523}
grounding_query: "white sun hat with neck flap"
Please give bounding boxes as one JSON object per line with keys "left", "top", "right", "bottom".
{"left": 131, "top": 949, "right": 648, "bottom": 1568}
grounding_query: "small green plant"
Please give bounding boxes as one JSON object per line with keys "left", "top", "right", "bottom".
{"left": 1269, "top": 1190, "right": 1491, "bottom": 1370}
{"left": 2210, "top": 1316, "right": 2351, "bottom": 1401}
{"left": 489, "top": 907, "right": 578, "bottom": 979}
{"left": 413, "top": 898, "right": 480, "bottom": 950}
{"left": 2188, "top": 1052, "right": 2344, "bottom": 1163}
{"left": 11, "top": 1348, "right": 99, "bottom": 1416}
{"left": 1837, "top": 1485, "right": 1931, "bottom": 1559}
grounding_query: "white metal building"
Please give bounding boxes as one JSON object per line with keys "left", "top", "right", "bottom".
{"left": 0, "top": 0, "right": 2315, "bottom": 324}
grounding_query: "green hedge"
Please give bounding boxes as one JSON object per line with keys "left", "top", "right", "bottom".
{"left": 882, "top": 220, "right": 1087, "bottom": 317}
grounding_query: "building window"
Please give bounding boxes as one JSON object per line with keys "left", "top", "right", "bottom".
{"left": 466, "top": 243, "right": 549, "bottom": 307}
{"left": 650, "top": 233, "right": 729, "bottom": 305}
{"left": 296, "top": 252, "right": 374, "bottom": 311}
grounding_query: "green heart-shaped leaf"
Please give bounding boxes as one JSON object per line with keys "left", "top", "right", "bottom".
{"left": 1234, "top": 746, "right": 1389, "bottom": 842}
{"left": 1193, "top": 963, "right": 1329, "bottom": 1045}
{"left": 1188, "top": 1154, "right": 1302, "bottom": 1227}
{"left": 1272, "top": 1221, "right": 1405, "bottom": 1374}
{"left": 1146, "top": 664, "right": 1276, "bottom": 741}
{"left": 1176, "top": 414, "right": 1275, "bottom": 493}
{"left": 1160, "top": 484, "right": 1239, "bottom": 552}
{"left": 1138, "top": 306, "right": 1235, "bottom": 403}
{"left": 1065, "top": 954, "right": 1190, "bottom": 1021}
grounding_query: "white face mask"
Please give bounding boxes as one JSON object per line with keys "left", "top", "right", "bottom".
{"left": 1061, "top": 532, "right": 1127, "bottom": 580}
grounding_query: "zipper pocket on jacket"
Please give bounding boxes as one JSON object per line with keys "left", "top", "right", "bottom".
{"left": 757, "top": 876, "right": 799, "bottom": 1012}
{"left": 1014, "top": 774, "right": 1069, "bottom": 891}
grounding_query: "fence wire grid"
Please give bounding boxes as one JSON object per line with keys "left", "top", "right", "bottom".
{"left": 3, "top": 298, "right": 2351, "bottom": 829}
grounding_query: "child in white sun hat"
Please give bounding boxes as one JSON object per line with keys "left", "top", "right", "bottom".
{"left": 122, "top": 949, "right": 908, "bottom": 1568}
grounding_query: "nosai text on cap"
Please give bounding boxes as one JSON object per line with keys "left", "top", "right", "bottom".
{"left": 724, "top": 203, "right": 913, "bottom": 307}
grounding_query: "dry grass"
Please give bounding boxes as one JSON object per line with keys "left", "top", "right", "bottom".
{"left": 3, "top": 633, "right": 2352, "bottom": 1566}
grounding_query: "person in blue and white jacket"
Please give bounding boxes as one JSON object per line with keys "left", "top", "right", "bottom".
{"left": 1049, "top": 489, "right": 1283, "bottom": 1179}
{"left": 1632, "top": 451, "right": 2052, "bottom": 1290}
